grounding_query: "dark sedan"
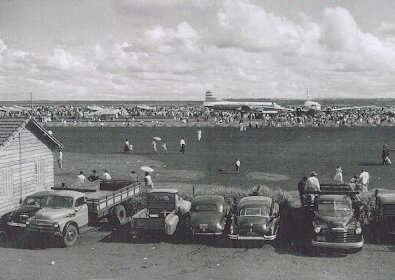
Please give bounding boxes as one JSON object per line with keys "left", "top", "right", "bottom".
{"left": 188, "top": 195, "right": 230, "bottom": 236}
{"left": 228, "top": 196, "right": 280, "bottom": 241}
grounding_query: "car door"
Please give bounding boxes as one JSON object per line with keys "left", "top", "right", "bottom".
{"left": 74, "top": 197, "right": 89, "bottom": 227}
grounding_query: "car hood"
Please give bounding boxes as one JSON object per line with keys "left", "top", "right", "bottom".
{"left": 314, "top": 211, "right": 353, "bottom": 228}
{"left": 190, "top": 212, "right": 223, "bottom": 227}
{"left": 34, "top": 208, "right": 74, "bottom": 221}
{"left": 10, "top": 206, "right": 41, "bottom": 221}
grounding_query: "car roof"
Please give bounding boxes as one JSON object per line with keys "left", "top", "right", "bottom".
{"left": 238, "top": 196, "right": 272, "bottom": 208}
{"left": 377, "top": 193, "right": 395, "bottom": 204}
{"left": 148, "top": 189, "right": 179, "bottom": 194}
{"left": 318, "top": 194, "right": 351, "bottom": 202}
{"left": 192, "top": 195, "right": 224, "bottom": 205}
{"left": 27, "top": 190, "right": 84, "bottom": 199}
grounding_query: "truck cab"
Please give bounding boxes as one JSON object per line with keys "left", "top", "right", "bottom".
{"left": 26, "top": 190, "right": 89, "bottom": 247}
{"left": 373, "top": 191, "right": 395, "bottom": 241}
{"left": 131, "top": 189, "right": 191, "bottom": 237}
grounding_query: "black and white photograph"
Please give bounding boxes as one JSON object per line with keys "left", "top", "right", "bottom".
{"left": 0, "top": 0, "right": 395, "bottom": 279}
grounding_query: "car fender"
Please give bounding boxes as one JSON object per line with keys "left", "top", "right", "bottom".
{"left": 164, "top": 211, "right": 179, "bottom": 235}
{"left": 62, "top": 220, "right": 79, "bottom": 236}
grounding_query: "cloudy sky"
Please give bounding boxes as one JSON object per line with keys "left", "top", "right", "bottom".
{"left": 1, "top": 0, "right": 395, "bottom": 101}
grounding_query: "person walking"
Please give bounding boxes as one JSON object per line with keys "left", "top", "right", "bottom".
{"left": 333, "top": 166, "right": 343, "bottom": 184}
{"left": 197, "top": 130, "right": 202, "bottom": 141}
{"left": 235, "top": 158, "right": 241, "bottom": 174}
{"left": 359, "top": 169, "right": 370, "bottom": 192}
{"left": 162, "top": 141, "right": 168, "bottom": 153}
{"left": 382, "top": 144, "right": 392, "bottom": 165}
{"left": 152, "top": 138, "right": 157, "bottom": 153}
{"left": 180, "top": 137, "right": 186, "bottom": 154}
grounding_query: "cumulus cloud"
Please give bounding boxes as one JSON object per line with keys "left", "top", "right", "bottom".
{"left": 47, "top": 49, "right": 92, "bottom": 72}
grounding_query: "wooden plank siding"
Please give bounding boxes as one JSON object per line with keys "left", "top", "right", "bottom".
{"left": 0, "top": 123, "right": 55, "bottom": 216}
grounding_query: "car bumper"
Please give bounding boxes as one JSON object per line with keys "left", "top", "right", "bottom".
{"left": 228, "top": 234, "right": 276, "bottom": 241}
{"left": 312, "top": 238, "right": 364, "bottom": 249}
{"left": 7, "top": 222, "right": 26, "bottom": 228}
{"left": 27, "top": 226, "right": 62, "bottom": 236}
{"left": 193, "top": 231, "right": 223, "bottom": 236}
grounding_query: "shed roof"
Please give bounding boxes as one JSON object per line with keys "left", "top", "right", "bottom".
{"left": 0, "top": 117, "right": 64, "bottom": 152}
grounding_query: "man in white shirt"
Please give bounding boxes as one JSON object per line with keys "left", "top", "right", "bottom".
{"left": 76, "top": 171, "right": 87, "bottom": 186}
{"left": 359, "top": 169, "right": 370, "bottom": 192}
{"left": 197, "top": 130, "right": 202, "bottom": 141}
{"left": 305, "top": 172, "right": 321, "bottom": 193}
{"left": 102, "top": 169, "right": 111, "bottom": 180}
{"left": 180, "top": 137, "right": 186, "bottom": 154}
{"left": 144, "top": 172, "right": 153, "bottom": 188}
{"left": 235, "top": 159, "right": 240, "bottom": 174}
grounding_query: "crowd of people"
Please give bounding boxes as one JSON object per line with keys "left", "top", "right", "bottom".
{"left": 2, "top": 103, "right": 395, "bottom": 128}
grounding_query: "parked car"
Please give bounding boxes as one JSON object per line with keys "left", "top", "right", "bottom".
{"left": 228, "top": 196, "right": 280, "bottom": 243}
{"left": 131, "top": 189, "right": 191, "bottom": 237}
{"left": 373, "top": 190, "right": 395, "bottom": 242}
{"left": 188, "top": 195, "right": 230, "bottom": 236}
{"left": 2, "top": 192, "right": 48, "bottom": 237}
{"left": 311, "top": 194, "right": 364, "bottom": 251}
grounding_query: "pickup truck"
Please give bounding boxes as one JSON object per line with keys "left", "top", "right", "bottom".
{"left": 131, "top": 189, "right": 191, "bottom": 237}
{"left": 372, "top": 190, "right": 395, "bottom": 243}
{"left": 303, "top": 184, "right": 364, "bottom": 252}
{"left": 26, "top": 180, "right": 140, "bottom": 247}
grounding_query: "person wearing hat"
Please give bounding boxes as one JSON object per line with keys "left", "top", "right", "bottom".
{"left": 88, "top": 169, "right": 100, "bottom": 182}
{"left": 358, "top": 169, "right": 370, "bottom": 192}
{"left": 382, "top": 144, "right": 392, "bottom": 165}
{"left": 102, "top": 169, "right": 111, "bottom": 180}
{"left": 144, "top": 171, "right": 153, "bottom": 188}
{"left": 304, "top": 171, "right": 321, "bottom": 193}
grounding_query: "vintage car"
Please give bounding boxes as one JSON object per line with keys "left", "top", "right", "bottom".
{"left": 228, "top": 196, "right": 280, "bottom": 242}
{"left": 3, "top": 192, "right": 48, "bottom": 233}
{"left": 312, "top": 194, "right": 363, "bottom": 250}
{"left": 373, "top": 191, "right": 395, "bottom": 242}
{"left": 188, "top": 195, "right": 230, "bottom": 236}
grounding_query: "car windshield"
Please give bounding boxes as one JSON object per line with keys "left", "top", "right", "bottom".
{"left": 193, "top": 204, "right": 218, "bottom": 212}
{"left": 46, "top": 196, "right": 74, "bottom": 209}
{"left": 318, "top": 201, "right": 351, "bottom": 216}
{"left": 240, "top": 207, "right": 270, "bottom": 217}
{"left": 23, "top": 196, "right": 48, "bottom": 207}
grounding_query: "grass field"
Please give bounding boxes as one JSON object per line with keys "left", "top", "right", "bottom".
{"left": 51, "top": 126, "right": 395, "bottom": 191}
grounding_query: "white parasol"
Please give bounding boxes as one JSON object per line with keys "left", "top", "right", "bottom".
{"left": 153, "top": 137, "right": 161, "bottom": 141}
{"left": 140, "top": 166, "right": 154, "bottom": 173}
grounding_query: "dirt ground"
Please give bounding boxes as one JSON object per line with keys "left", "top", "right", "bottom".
{"left": 0, "top": 227, "right": 394, "bottom": 280}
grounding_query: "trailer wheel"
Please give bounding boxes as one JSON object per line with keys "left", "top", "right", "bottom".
{"left": 62, "top": 224, "right": 78, "bottom": 247}
{"left": 112, "top": 205, "right": 128, "bottom": 226}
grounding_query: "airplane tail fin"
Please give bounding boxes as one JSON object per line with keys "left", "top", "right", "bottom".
{"left": 205, "top": 90, "right": 222, "bottom": 102}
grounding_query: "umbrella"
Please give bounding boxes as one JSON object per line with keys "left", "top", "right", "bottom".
{"left": 153, "top": 137, "right": 161, "bottom": 141}
{"left": 140, "top": 166, "right": 154, "bottom": 173}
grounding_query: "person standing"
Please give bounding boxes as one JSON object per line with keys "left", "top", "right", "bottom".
{"left": 152, "top": 138, "right": 157, "bottom": 153}
{"left": 333, "top": 166, "right": 343, "bottom": 184}
{"left": 298, "top": 176, "right": 307, "bottom": 205}
{"left": 197, "top": 130, "right": 202, "bottom": 141}
{"left": 235, "top": 158, "right": 241, "bottom": 174}
{"left": 100, "top": 122, "right": 104, "bottom": 131}
{"left": 102, "top": 169, "right": 111, "bottom": 180}
{"left": 144, "top": 172, "right": 153, "bottom": 188}
{"left": 180, "top": 137, "right": 186, "bottom": 154}
{"left": 57, "top": 149, "right": 63, "bottom": 169}
{"left": 162, "top": 141, "right": 168, "bottom": 153}
{"left": 305, "top": 172, "right": 321, "bottom": 193}
{"left": 124, "top": 139, "right": 132, "bottom": 152}
{"left": 359, "top": 169, "right": 370, "bottom": 192}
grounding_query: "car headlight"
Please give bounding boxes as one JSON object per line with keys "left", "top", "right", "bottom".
{"left": 314, "top": 226, "right": 321, "bottom": 234}
{"left": 25, "top": 221, "right": 30, "bottom": 225}
{"left": 355, "top": 228, "right": 362, "bottom": 234}
{"left": 53, "top": 222, "right": 59, "bottom": 228}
